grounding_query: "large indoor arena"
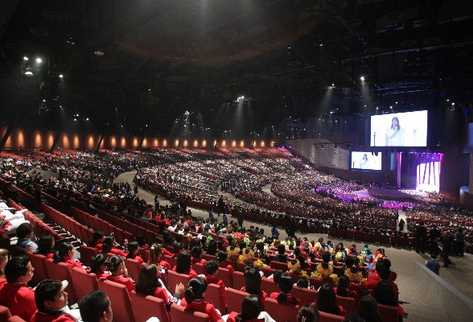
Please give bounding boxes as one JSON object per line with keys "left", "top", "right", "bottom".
{"left": 1, "top": 1, "right": 473, "bottom": 322}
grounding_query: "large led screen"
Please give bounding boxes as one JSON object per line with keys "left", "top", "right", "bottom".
{"left": 370, "top": 110, "right": 428, "bottom": 147}
{"left": 351, "top": 151, "right": 382, "bottom": 170}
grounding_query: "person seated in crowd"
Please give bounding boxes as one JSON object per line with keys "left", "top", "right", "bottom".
{"left": 102, "top": 236, "right": 127, "bottom": 257}
{"left": 373, "top": 268, "right": 406, "bottom": 317}
{"left": 179, "top": 277, "right": 222, "bottom": 322}
{"left": 16, "top": 222, "right": 38, "bottom": 253}
{"left": 335, "top": 275, "right": 356, "bottom": 298}
{"left": 312, "top": 252, "right": 336, "bottom": 284}
{"left": 297, "top": 305, "right": 319, "bottom": 322}
{"left": 90, "top": 231, "right": 104, "bottom": 251}
{"left": 38, "top": 235, "right": 56, "bottom": 259}
{"left": 365, "top": 259, "right": 396, "bottom": 289}
{"left": 149, "top": 244, "right": 171, "bottom": 270}
{"left": 31, "top": 279, "right": 78, "bottom": 322}
{"left": 216, "top": 251, "right": 233, "bottom": 271}
{"left": 106, "top": 255, "right": 135, "bottom": 292}
{"left": 0, "top": 248, "right": 8, "bottom": 288}
{"left": 225, "top": 295, "right": 276, "bottom": 322}
{"left": 126, "top": 241, "right": 144, "bottom": 264}
{"left": 275, "top": 244, "right": 288, "bottom": 262}
{"left": 90, "top": 254, "right": 110, "bottom": 280}
{"left": 0, "top": 255, "right": 36, "bottom": 321}
{"left": 79, "top": 290, "right": 113, "bottom": 322}
{"left": 334, "top": 243, "right": 347, "bottom": 263}
{"left": 191, "top": 246, "right": 207, "bottom": 266}
{"left": 270, "top": 274, "right": 299, "bottom": 305}
{"left": 243, "top": 267, "right": 267, "bottom": 306}
{"left": 317, "top": 283, "right": 345, "bottom": 316}
{"left": 174, "top": 251, "right": 198, "bottom": 278}
{"left": 54, "top": 242, "right": 86, "bottom": 271}
{"left": 136, "top": 264, "right": 173, "bottom": 305}
{"left": 356, "top": 295, "right": 382, "bottom": 322}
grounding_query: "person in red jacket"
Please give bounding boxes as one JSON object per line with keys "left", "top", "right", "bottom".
{"left": 126, "top": 241, "right": 144, "bottom": 264}
{"left": 204, "top": 260, "right": 226, "bottom": 309}
{"left": 31, "top": 280, "right": 77, "bottom": 322}
{"left": 54, "top": 242, "right": 87, "bottom": 272}
{"left": 136, "top": 264, "right": 173, "bottom": 304}
{"left": 90, "top": 254, "right": 110, "bottom": 280}
{"left": 106, "top": 255, "right": 135, "bottom": 292}
{"left": 179, "top": 277, "right": 223, "bottom": 322}
{"left": 0, "top": 255, "right": 36, "bottom": 321}
{"left": 269, "top": 274, "right": 300, "bottom": 305}
{"left": 174, "top": 251, "right": 198, "bottom": 278}
{"left": 225, "top": 295, "right": 276, "bottom": 322}
{"left": 102, "top": 236, "right": 127, "bottom": 258}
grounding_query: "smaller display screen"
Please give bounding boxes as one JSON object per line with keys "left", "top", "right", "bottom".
{"left": 351, "top": 151, "right": 382, "bottom": 170}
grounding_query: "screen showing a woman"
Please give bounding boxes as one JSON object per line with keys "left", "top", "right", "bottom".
{"left": 385, "top": 117, "right": 404, "bottom": 146}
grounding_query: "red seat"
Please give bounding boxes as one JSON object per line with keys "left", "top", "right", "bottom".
{"left": 204, "top": 283, "right": 226, "bottom": 312}
{"left": 169, "top": 304, "right": 209, "bottom": 322}
{"left": 79, "top": 245, "right": 97, "bottom": 266}
{"left": 98, "top": 280, "right": 135, "bottom": 322}
{"left": 318, "top": 311, "right": 345, "bottom": 322}
{"left": 264, "top": 297, "right": 299, "bottom": 322}
{"left": 226, "top": 288, "right": 249, "bottom": 313}
{"left": 216, "top": 267, "right": 233, "bottom": 288}
{"left": 270, "top": 261, "right": 288, "bottom": 271}
{"left": 70, "top": 267, "right": 98, "bottom": 300}
{"left": 0, "top": 305, "right": 11, "bottom": 322}
{"left": 130, "top": 291, "right": 170, "bottom": 322}
{"left": 261, "top": 278, "right": 279, "bottom": 294}
{"left": 167, "top": 270, "right": 190, "bottom": 293}
{"left": 336, "top": 295, "right": 356, "bottom": 316}
{"left": 292, "top": 287, "right": 317, "bottom": 306}
{"left": 232, "top": 271, "right": 245, "bottom": 290}
{"left": 43, "top": 261, "right": 77, "bottom": 303}
{"left": 28, "top": 253, "right": 48, "bottom": 284}
{"left": 125, "top": 258, "right": 143, "bottom": 281}
{"left": 378, "top": 304, "right": 402, "bottom": 322}
{"left": 193, "top": 263, "right": 206, "bottom": 275}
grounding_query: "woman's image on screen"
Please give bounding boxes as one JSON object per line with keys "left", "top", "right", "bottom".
{"left": 385, "top": 116, "right": 405, "bottom": 146}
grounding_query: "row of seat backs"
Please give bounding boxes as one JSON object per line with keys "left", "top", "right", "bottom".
{"left": 0, "top": 305, "right": 28, "bottom": 322}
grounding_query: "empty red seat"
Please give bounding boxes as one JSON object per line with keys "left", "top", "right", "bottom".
{"left": 98, "top": 280, "right": 135, "bottom": 322}
{"left": 318, "top": 311, "right": 345, "bottom": 322}
{"left": 130, "top": 291, "right": 170, "bottom": 322}
{"left": 232, "top": 271, "right": 245, "bottom": 290}
{"left": 167, "top": 270, "right": 190, "bottom": 292}
{"left": 226, "top": 288, "right": 249, "bottom": 313}
{"left": 28, "top": 253, "right": 48, "bottom": 284}
{"left": 264, "top": 297, "right": 299, "bottom": 322}
{"left": 216, "top": 267, "right": 233, "bottom": 288}
{"left": 378, "top": 304, "right": 403, "bottom": 322}
{"left": 125, "top": 258, "right": 143, "bottom": 281}
{"left": 204, "top": 283, "right": 226, "bottom": 312}
{"left": 261, "top": 278, "right": 279, "bottom": 294}
{"left": 70, "top": 267, "right": 98, "bottom": 300}
{"left": 336, "top": 295, "right": 356, "bottom": 316}
{"left": 170, "top": 303, "right": 209, "bottom": 322}
{"left": 193, "top": 263, "right": 206, "bottom": 275}
{"left": 292, "top": 287, "right": 317, "bottom": 306}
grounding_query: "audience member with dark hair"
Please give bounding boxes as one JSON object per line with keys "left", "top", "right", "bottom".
{"left": 270, "top": 274, "right": 299, "bottom": 305}
{"left": 243, "top": 267, "right": 267, "bottom": 306}
{"left": 357, "top": 295, "right": 382, "bottom": 322}
{"left": 31, "top": 279, "right": 77, "bottom": 322}
{"left": 54, "top": 242, "right": 86, "bottom": 271}
{"left": 179, "top": 277, "right": 222, "bottom": 322}
{"left": 16, "top": 222, "right": 38, "bottom": 253}
{"left": 136, "top": 264, "right": 171, "bottom": 304}
{"left": 90, "top": 254, "right": 110, "bottom": 280}
{"left": 106, "top": 255, "right": 135, "bottom": 292}
{"left": 297, "top": 305, "right": 319, "bottom": 322}
{"left": 317, "top": 283, "right": 344, "bottom": 316}
{"left": 225, "top": 295, "right": 276, "bottom": 322}
{"left": 79, "top": 291, "right": 113, "bottom": 322}
{"left": 126, "top": 241, "right": 144, "bottom": 264}
{"left": 174, "top": 251, "right": 197, "bottom": 277}
{"left": 0, "top": 255, "right": 36, "bottom": 321}
{"left": 37, "top": 235, "right": 55, "bottom": 259}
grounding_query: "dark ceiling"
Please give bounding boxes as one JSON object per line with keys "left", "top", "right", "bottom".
{"left": 1, "top": 0, "right": 473, "bottom": 137}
